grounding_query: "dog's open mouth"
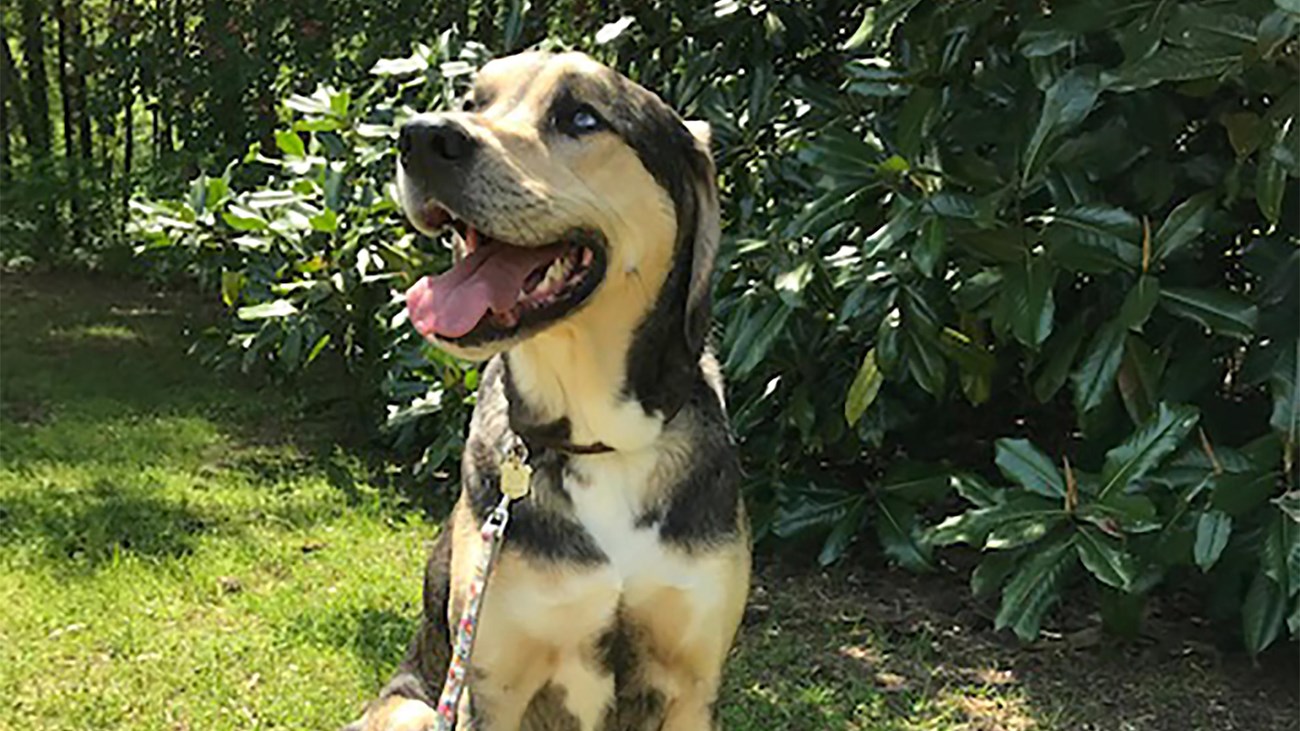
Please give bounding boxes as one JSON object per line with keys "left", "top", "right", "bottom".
{"left": 405, "top": 206, "right": 607, "bottom": 344}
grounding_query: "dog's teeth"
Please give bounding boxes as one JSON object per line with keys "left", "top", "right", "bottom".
{"left": 542, "top": 258, "right": 566, "bottom": 288}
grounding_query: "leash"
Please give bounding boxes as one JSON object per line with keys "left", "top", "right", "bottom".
{"left": 432, "top": 441, "right": 533, "bottom": 730}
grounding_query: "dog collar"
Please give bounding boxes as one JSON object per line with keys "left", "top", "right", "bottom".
{"left": 513, "top": 396, "right": 689, "bottom": 456}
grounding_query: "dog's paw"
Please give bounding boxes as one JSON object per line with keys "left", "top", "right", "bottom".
{"left": 343, "top": 696, "right": 438, "bottom": 731}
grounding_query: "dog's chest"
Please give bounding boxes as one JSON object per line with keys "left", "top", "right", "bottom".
{"left": 563, "top": 453, "right": 698, "bottom": 593}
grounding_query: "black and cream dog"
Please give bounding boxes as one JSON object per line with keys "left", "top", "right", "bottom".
{"left": 348, "top": 52, "right": 751, "bottom": 730}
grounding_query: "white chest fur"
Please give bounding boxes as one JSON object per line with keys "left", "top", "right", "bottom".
{"left": 565, "top": 450, "right": 700, "bottom": 593}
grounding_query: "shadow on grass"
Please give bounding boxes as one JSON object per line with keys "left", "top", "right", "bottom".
{"left": 0, "top": 479, "right": 213, "bottom": 566}
{"left": 0, "top": 272, "right": 389, "bottom": 571}
{"left": 0, "top": 272, "right": 355, "bottom": 459}
{"left": 281, "top": 604, "right": 417, "bottom": 685}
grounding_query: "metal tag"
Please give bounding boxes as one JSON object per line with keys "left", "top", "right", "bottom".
{"left": 499, "top": 454, "right": 532, "bottom": 500}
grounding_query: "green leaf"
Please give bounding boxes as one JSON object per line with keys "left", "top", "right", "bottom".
{"left": 972, "top": 551, "right": 1022, "bottom": 598}
{"left": 1257, "top": 153, "right": 1286, "bottom": 224}
{"left": 878, "top": 462, "right": 950, "bottom": 504}
{"left": 774, "top": 261, "right": 814, "bottom": 307}
{"left": 309, "top": 209, "right": 339, "bottom": 233}
{"left": 1024, "top": 68, "right": 1101, "bottom": 181}
{"left": 903, "top": 324, "right": 946, "bottom": 397}
{"left": 1242, "top": 571, "right": 1286, "bottom": 656}
{"left": 1099, "top": 403, "right": 1201, "bottom": 501}
{"left": 1154, "top": 192, "right": 1215, "bottom": 261}
{"left": 952, "top": 472, "right": 1002, "bottom": 509}
{"left": 1072, "top": 320, "right": 1126, "bottom": 413}
{"left": 869, "top": 0, "right": 923, "bottom": 44}
{"left": 772, "top": 487, "right": 863, "bottom": 537}
{"left": 220, "top": 270, "right": 245, "bottom": 308}
{"left": 1043, "top": 205, "right": 1142, "bottom": 273}
{"left": 1018, "top": 26, "right": 1077, "bottom": 57}
{"left": 1002, "top": 257, "right": 1056, "bottom": 347}
{"left": 1034, "top": 313, "right": 1087, "bottom": 402}
{"left": 726, "top": 302, "right": 792, "bottom": 378}
{"left": 1210, "top": 471, "right": 1281, "bottom": 517}
{"left": 1159, "top": 287, "right": 1259, "bottom": 340}
{"left": 995, "top": 438, "right": 1065, "bottom": 498}
{"left": 841, "top": 7, "right": 877, "bottom": 51}
{"left": 1262, "top": 510, "right": 1299, "bottom": 597}
{"left": 1105, "top": 46, "right": 1243, "bottom": 92}
{"left": 996, "top": 534, "right": 1076, "bottom": 641}
{"left": 986, "top": 516, "right": 1057, "bottom": 550}
{"left": 1117, "top": 335, "right": 1165, "bottom": 425}
{"left": 1076, "top": 526, "right": 1140, "bottom": 591}
{"left": 1118, "top": 276, "right": 1160, "bottom": 330}
{"left": 1269, "top": 337, "right": 1299, "bottom": 444}
{"left": 237, "top": 300, "right": 299, "bottom": 321}
{"left": 305, "top": 333, "right": 332, "bottom": 365}
{"left": 275, "top": 130, "right": 306, "bottom": 158}
{"left": 1194, "top": 510, "right": 1233, "bottom": 572}
{"left": 939, "top": 327, "right": 996, "bottom": 382}
{"left": 929, "top": 496, "right": 1065, "bottom": 548}
{"left": 222, "top": 205, "right": 269, "bottom": 231}
{"left": 864, "top": 202, "right": 922, "bottom": 257}
{"left": 913, "top": 217, "right": 946, "bottom": 277}
{"left": 875, "top": 496, "right": 934, "bottom": 572}
{"left": 818, "top": 500, "right": 865, "bottom": 567}
{"left": 1221, "top": 112, "right": 1264, "bottom": 158}
{"left": 1078, "top": 495, "right": 1162, "bottom": 535}
{"left": 845, "top": 348, "right": 884, "bottom": 426}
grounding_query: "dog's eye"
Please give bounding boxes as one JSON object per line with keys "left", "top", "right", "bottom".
{"left": 461, "top": 97, "right": 478, "bottom": 113}
{"left": 561, "top": 104, "right": 606, "bottom": 136}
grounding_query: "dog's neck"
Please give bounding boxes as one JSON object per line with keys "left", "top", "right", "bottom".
{"left": 503, "top": 322, "right": 668, "bottom": 453}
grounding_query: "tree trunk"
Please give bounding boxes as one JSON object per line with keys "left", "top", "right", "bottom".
{"left": 0, "top": 25, "right": 31, "bottom": 180}
{"left": 170, "top": 0, "right": 184, "bottom": 152}
{"left": 56, "top": 0, "right": 85, "bottom": 249}
{"left": 123, "top": 88, "right": 133, "bottom": 196}
{"left": 1, "top": 71, "right": 10, "bottom": 184}
{"left": 19, "top": 0, "right": 52, "bottom": 158}
{"left": 73, "top": 0, "right": 92, "bottom": 165}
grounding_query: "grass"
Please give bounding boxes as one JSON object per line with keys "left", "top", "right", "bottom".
{"left": 1, "top": 272, "right": 1295, "bottom": 730}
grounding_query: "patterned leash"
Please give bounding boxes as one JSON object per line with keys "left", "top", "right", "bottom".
{"left": 432, "top": 442, "right": 532, "bottom": 730}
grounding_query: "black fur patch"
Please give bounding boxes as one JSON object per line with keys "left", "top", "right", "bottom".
{"left": 629, "top": 378, "right": 742, "bottom": 550}
{"left": 610, "top": 78, "right": 716, "bottom": 418}
{"left": 595, "top": 617, "right": 667, "bottom": 730}
{"left": 463, "top": 359, "right": 605, "bottom": 565}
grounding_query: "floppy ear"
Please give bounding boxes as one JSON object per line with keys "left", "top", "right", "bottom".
{"left": 683, "top": 119, "right": 721, "bottom": 352}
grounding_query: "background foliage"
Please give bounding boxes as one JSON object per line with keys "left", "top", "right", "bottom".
{"left": 8, "top": 0, "right": 1299, "bottom": 655}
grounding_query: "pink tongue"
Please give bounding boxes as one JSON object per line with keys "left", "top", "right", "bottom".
{"left": 406, "top": 240, "right": 564, "bottom": 339}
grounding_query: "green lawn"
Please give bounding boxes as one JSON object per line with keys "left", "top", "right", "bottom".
{"left": 1, "top": 273, "right": 1294, "bottom": 730}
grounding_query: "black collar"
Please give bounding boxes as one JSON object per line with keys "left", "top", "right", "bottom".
{"left": 511, "top": 396, "right": 689, "bottom": 456}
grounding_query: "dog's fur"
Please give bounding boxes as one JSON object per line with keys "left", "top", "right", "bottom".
{"left": 349, "top": 51, "right": 750, "bottom": 731}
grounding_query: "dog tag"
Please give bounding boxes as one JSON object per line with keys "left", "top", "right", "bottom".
{"left": 499, "top": 455, "right": 532, "bottom": 500}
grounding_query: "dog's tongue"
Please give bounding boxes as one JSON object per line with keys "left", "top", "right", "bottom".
{"left": 406, "top": 238, "right": 562, "bottom": 339}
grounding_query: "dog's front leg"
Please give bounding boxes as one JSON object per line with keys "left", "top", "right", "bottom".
{"left": 455, "top": 647, "right": 554, "bottom": 731}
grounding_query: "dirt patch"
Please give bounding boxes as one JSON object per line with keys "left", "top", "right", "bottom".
{"left": 745, "top": 558, "right": 1298, "bottom": 731}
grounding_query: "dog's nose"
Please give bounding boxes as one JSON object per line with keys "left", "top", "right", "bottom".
{"left": 399, "top": 117, "right": 476, "bottom": 168}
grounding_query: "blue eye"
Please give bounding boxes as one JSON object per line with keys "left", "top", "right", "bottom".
{"left": 564, "top": 105, "right": 605, "bottom": 135}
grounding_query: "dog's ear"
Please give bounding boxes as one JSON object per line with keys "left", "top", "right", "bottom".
{"left": 684, "top": 119, "right": 720, "bottom": 353}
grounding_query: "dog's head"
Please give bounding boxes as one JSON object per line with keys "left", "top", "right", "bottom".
{"left": 399, "top": 51, "right": 719, "bottom": 362}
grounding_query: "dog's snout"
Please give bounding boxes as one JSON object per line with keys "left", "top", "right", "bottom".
{"left": 399, "top": 117, "right": 476, "bottom": 169}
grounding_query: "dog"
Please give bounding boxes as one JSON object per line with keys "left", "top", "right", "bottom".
{"left": 346, "top": 51, "right": 751, "bottom": 731}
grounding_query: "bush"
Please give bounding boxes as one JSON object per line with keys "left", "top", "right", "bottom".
{"left": 132, "top": 0, "right": 1299, "bottom": 654}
